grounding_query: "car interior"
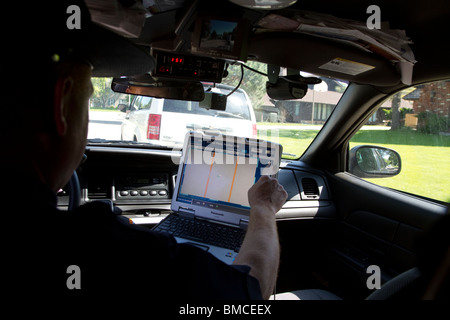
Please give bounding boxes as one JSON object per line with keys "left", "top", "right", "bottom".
{"left": 57, "top": 0, "right": 449, "bottom": 300}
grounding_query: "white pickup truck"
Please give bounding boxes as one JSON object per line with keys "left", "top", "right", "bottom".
{"left": 120, "top": 83, "right": 257, "bottom": 147}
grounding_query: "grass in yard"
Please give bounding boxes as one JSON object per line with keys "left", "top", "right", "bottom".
{"left": 350, "top": 129, "right": 450, "bottom": 203}
{"left": 258, "top": 129, "right": 319, "bottom": 159}
{"left": 89, "top": 107, "right": 120, "bottom": 112}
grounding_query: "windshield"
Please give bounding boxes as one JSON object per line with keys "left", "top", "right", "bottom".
{"left": 88, "top": 62, "right": 348, "bottom": 158}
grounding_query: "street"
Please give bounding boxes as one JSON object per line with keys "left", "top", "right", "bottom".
{"left": 88, "top": 111, "right": 124, "bottom": 140}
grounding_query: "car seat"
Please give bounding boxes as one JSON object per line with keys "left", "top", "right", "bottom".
{"left": 271, "top": 267, "right": 421, "bottom": 300}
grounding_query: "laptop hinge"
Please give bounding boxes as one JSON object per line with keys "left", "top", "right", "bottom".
{"left": 239, "top": 219, "right": 249, "bottom": 230}
{"left": 179, "top": 207, "right": 195, "bottom": 218}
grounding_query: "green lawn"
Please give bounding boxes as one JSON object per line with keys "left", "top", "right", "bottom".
{"left": 259, "top": 126, "right": 450, "bottom": 203}
{"left": 350, "top": 130, "right": 450, "bottom": 203}
{"left": 258, "top": 129, "right": 319, "bottom": 158}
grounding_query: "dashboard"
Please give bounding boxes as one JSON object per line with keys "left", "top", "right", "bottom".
{"left": 57, "top": 146, "right": 336, "bottom": 225}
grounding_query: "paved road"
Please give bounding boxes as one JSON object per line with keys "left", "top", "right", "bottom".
{"left": 88, "top": 111, "right": 125, "bottom": 140}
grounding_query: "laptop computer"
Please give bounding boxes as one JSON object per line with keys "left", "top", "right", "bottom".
{"left": 152, "top": 131, "right": 281, "bottom": 264}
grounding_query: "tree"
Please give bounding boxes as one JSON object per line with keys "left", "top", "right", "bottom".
{"left": 91, "top": 77, "right": 121, "bottom": 109}
{"left": 222, "top": 61, "right": 268, "bottom": 109}
{"left": 390, "top": 92, "right": 401, "bottom": 130}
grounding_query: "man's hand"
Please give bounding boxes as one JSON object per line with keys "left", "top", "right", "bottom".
{"left": 248, "top": 175, "right": 287, "bottom": 215}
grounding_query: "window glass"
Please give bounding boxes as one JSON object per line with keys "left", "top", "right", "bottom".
{"left": 137, "top": 96, "right": 152, "bottom": 110}
{"left": 161, "top": 90, "right": 250, "bottom": 120}
{"left": 349, "top": 80, "right": 450, "bottom": 203}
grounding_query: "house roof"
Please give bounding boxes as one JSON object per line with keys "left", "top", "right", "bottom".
{"left": 403, "top": 88, "right": 421, "bottom": 100}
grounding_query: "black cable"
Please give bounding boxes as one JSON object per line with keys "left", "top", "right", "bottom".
{"left": 226, "top": 64, "right": 245, "bottom": 97}
{"left": 241, "top": 63, "right": 321, "bottom": 85}
{"left": 242, "top": 63, "right": 267, "bottom": 77}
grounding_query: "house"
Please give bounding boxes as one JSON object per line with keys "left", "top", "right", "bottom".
{"left": 403, "top": 80, "right": 450, "bottom": 118}
{"left": 254, "top": 78, "right": 349, "bottom": 124}
{"left": 255, "top": 85, "right": 417, "bottom": 125}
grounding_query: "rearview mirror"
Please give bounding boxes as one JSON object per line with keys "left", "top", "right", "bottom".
{"left": 111, "top": 74, "right": 205, "bottom": 101}
{"left": 265, "top": 65, "right": 321, "bottom": 100}
{"left": 349, "top": 145, "right": 401, "bottom": 178}
{"left": 266, "top": 78, "right": 307, "bottom": 100}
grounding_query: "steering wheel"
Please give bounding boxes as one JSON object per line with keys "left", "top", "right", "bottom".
{"left": 67, "top": 170, "right": 81, "bottom": 211}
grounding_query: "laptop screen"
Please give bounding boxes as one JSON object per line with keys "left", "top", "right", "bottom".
{"left": 175, "top": 133, "right": 280, "bottom": 216}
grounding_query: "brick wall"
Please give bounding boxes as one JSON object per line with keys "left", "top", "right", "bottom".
{"left": 413, "top": 80, "right": 450, "bottom": 118}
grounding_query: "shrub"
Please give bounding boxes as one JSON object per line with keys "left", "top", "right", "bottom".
{"left": 417, "top": 111, "right": 449, "bottom": 134}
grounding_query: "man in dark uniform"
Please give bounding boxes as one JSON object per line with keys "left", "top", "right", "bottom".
{"left": 1, "top": 1, "right": 287, "bottom": 302}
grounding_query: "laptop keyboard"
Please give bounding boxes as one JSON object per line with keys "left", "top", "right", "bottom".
{"left": 153, "top": 214, "right": 246, "bottom": 252}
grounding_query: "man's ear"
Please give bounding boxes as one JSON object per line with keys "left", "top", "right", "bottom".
{"left": 53, "top": 76, "right": 74, "bottom": 136}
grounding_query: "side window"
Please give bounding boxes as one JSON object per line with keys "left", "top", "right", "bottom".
{"left": 348, "top": 80, "right": 450, "bottom": 203}
{"left": 138, "top": 97, "right": 152, "bottom": 110}
{"left": 163, "top": 100, "right": 197, "bottom": 113}
{"left": 131, "top": 96, "right": 141, "bottom": 111}
{"left": 225, "top": 92, "right": 251, "bottom": 120}
{"left": 161, "top": 90, "right": 251, "bottom": 120}
{"left": 134, "top": 96, "right": 152, "bottom": 110}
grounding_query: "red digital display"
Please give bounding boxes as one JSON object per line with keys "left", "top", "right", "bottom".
{"left": 170, "top": 57, "right": 184, "bottom": 64}
{"left": 154, "top": 50, "right": 225, "bottom": 83}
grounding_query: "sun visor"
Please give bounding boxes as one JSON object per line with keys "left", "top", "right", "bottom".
{"left": 249, "top": 32, "right": 402, "bottom": 87}
{"left": 83, "top": 23, "right": 155, "bottom": 77}
{"left": 3, "top": 1, "right": 155, "bottom": 78}
{"left": 86, "top": 0, "right": 148, "bottom": 38}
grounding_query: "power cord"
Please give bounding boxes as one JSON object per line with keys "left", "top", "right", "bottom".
{"left": 226, "top": 64, "right": 244, "bottom": 97}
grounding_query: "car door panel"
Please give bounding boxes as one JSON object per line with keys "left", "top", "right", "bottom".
{"left": 275, "top": 167, "right": 338, "bottom": 293}
{"left": 321, "top": 172, "right": 447, "bottom": 299}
